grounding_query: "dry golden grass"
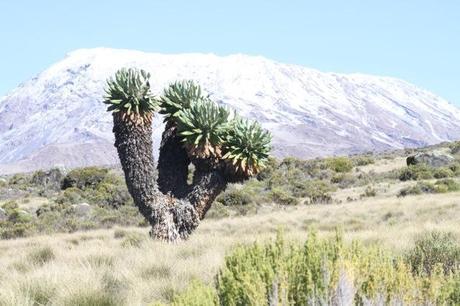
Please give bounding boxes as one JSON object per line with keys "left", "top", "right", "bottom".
{"left": 0, "top": 187, "right": 459, "bottom": 305}
{"left": 357, "top": 156, "right": 406, "bottom": 174}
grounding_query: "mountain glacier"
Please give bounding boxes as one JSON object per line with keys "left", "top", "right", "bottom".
{"left": 0, "top": 48, "right": 459, "bottom": 174}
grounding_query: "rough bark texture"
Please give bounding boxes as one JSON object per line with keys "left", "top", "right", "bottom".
{"left": 113, "top": 114, "right": 232, "bottom": 242}
{"left": 187, "top": 169, "right": 227, "bottom": 219}
{"left": 113, "top": 114, "right": 199, "bottom": 241}
{"left": 157, "top": 121, "right": 190, "bottom": 198}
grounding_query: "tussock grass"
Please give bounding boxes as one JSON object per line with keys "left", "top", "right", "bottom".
{"left": 0, "top": 190, "right": 459, "bottom": 304}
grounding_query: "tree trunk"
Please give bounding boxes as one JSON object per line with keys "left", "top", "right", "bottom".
{"left": 156, "top": 121, "right": 190, "bottom": 198}
{"left": 112, "top": 114, "right": 200, "bottom": 241}
{"left": 187, "top": 167, "right": 227, "bottom": 219}
{"left": 113, "top": 114, "right": 228, "bottom": 242}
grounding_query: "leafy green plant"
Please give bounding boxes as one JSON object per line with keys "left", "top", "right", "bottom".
{"left": 269, "top": 187, "right": 299, "bottom": 205}
{"left": 398, "top": 179, "right": 460, "bottom": 197}
{"left": 399, "top": 165, "right": 434, "bottom": 181}
{"left": 222, "top": 118, "right": 271, "bottom": 177}
{"left": 405, "top": 231, "right": 460, "bottom": 275}
{"left": 103, "top": 68, "right": 158, "bottom": 118}
{"left": 61, "top": 167, "right": 109, "bottom": 190}
{"left": 154, "top": 280, "right": 217, "bottom": 306}
{"left": 217, "top": 188, "right": 252, "bottom": 206}
{"left": 176, "top": 99, "right": 230, "bottom": 158}
{"left": 326, "top": 157, "right": 353, "bottom": 173}
{"left": 352, "top": 155, "right": 375, "bottom": 166}
{"left": 214, "top": 230, "right": 458, "bottom": 305}
{"left": 159, "top": 80, "right": 206, "bottom": 122}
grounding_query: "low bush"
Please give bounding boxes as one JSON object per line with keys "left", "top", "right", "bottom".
{"left": 167, "top": 231, "right": 459, "bottom": 305}
{"left": 61, "top": 167, "right": 109, "bottom": 190}
{"left": 433, "top": 167, "right": 454, "bottom": 179}
{"left": 399, "top": 165, "right": 434, "bottom": 181}
{"left": 31, "top": 168, "right": 64, "bottom": 190}
{"left": 450, "top": 141, "right": 460, "bottom": 155}
{"left": 352, "top": 155, "right": 375, "bottom": 166}
{"left": 269, "top": 188, "right": 299, "bottom": 205}
{"left": 405, "top": 231, "right": 460, "bottom": 275}
{"left": 330, "top": 173, "right": 356, "bottom": 188}
{"left": 217, "top": 187, "right": 252, "bottom": 206}
{"left": 303, "top": 180, "right": 334, "bottom": 204}
{"left": 398, "top": 179, "right": 460, "bottom": 197}
{"left": 325, "top": 156, "right": 353, "bottom": 173}
{"left": 154, "top": 280, "right": 217, "bottom": 306}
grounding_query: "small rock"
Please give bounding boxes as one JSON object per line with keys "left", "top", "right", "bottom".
{"left": 72, "top": 203, "right": 91, "bottom": 216}
{"left": 406, "top": 151, "right": 455, "bottom": 168}
{"left": 0, "top": 208, "right": 7, "bottom": 221}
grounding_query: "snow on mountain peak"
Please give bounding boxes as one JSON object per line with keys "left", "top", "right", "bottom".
{"left": 0, "top": 48, "right": 459, "bottom": 174}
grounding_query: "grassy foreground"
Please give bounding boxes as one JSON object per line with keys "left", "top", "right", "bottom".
{"left": 0, "top": 190, "right": 459, "bottom": 305}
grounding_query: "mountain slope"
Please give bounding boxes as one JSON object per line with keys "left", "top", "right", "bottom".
{"left": 0, "top": 48, "right": 459, "bottom": 174}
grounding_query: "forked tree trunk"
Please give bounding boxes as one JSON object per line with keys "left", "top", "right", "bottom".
{"left": 113, "top": 113, "right": 228, "bottom": 242}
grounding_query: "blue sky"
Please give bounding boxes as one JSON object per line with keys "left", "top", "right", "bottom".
{"left": 1, "top": 1, "right": 459, "bottom": 105}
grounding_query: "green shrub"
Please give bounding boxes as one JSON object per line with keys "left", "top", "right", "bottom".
{"left": 8, "top": 173, "right": 29, "bottom": 186}
{"left": 450, "top": 141, "right": 460, "bottom": 155}
{"left": 325, "top": 157, "right": 353, "bottom": 173}
{"left": 435, "top": 178, "right": 460, "bottom": 192}
{"left": 217, "top": 188, "right": 252, "bottom": 206}
{"left": 440, "top": 274, "right": 460, "bottom": 304}
{"left": 405, "top": 231, "right": 460, "bottom": 275}
{"left": 61, "top": 167, "right": 109, "bottom": 190}
{"left": 269, "top": 188, "right": 299, "bottom": 205}
{"left": 399, "top": 179, "right": 460, "bottom": 197}
{"left": 2, "top": 200, "right": 19, "bottom": 211}
{"left": 399, "top": 165, "right": 434, "bottom": 181}
{"left": 352, "top": 155, "right": 375, "bottom": 166}
{"left": 433, "top": 167, "right": 454, "bottom": 179}
{"left": 56, "top": 187, "right": 85, "bottom": 204}
{"left": 31, "top": 168, "right": 63, "bottom": 190}
{"left": 330, "top": 173, "right": 356, "bottom": 188}
{"left": 256, "top": 157, "right": 279, "bottom": 181}
{"left": 0, "top": 222, "right": 34, "bottom": 239}
{"left": 92, "top": 176, "right": 132, "bottom": 208}
{"left": 163, "top": 280, "right": 217, "bottom": 306}
{"left": 215, "top": 231, "right": 457, "bottom": 305}
{"left": 304, "top": 180, "right": 333, "bottom": 204}
{"left": 204, "top": 202, "right": 231, "bottom": 219}
{"left": 450, "top": 162, "right": 460, "bottom": 176}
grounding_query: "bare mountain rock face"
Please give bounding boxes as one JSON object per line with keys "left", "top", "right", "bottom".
{"left": 0, "top": 48, "right": 459, "bottom": 174}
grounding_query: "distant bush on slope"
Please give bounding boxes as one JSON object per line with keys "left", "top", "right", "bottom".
{"left": 398, "top": 179, "right": 460, "bottom": 197}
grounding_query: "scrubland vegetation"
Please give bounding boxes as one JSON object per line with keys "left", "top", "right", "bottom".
{"left": 0, "top": 141, "right": 459, "bottom": 305}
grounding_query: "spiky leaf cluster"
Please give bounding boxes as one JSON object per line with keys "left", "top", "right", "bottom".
{"left": 222, "top": 118, "right": 271, "bottom": 176}
{"left": 159, "top": 80, "right": 206, "bottom": 122}
{"left": 176, "top": 99, "right": 231, "bottom": 158}
{"left": 104, "top": 68, "right": 158, "bottom": 116}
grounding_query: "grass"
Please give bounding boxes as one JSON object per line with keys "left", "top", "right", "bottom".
{"left": 0, "top": 190, "right": 459, "bottom": 305}
{"left": 0, "top": 142, "right": 459, "bottom": 304}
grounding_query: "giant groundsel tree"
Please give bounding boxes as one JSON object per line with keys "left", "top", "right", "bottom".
{"left": 104, "top": 68, "right": 271, "bottom": 242}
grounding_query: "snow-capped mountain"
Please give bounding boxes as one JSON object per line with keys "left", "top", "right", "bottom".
{"left": 0, "top": 48, "right": 459, "bottom": 174}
